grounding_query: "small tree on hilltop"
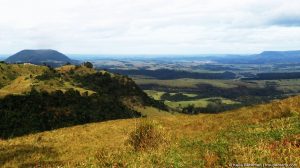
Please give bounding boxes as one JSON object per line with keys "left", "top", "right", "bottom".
{"left": 83, "top": 62, "right": 93, "bottom": 69}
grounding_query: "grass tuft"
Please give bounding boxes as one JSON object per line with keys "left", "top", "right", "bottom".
{"left": 127, "top": 120, "right": 169, "bottom": 152}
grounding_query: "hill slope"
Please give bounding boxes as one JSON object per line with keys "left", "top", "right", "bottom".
{"left": 0, "top": 63, "right": 166, "bottom": 139}
{"left": 5, "top": 50, "right": 74, "bottom": 67}
{"left": 0, "top": 96, "right": 299, "bottom": 167}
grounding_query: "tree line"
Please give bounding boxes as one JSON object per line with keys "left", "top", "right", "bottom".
{"left": 0, "top": 89, "right": 141, "bottom": 139}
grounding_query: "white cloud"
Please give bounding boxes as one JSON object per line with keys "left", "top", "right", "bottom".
{"left": 0, "top": 0, "right": 300, "bottom": 54}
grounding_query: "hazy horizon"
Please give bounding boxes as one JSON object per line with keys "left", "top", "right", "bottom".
{"left": 1, "top": 49, "right": 300, "bottom": 58}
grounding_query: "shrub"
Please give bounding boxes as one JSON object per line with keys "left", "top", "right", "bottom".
{"left": 82, "top": 62, "right": 93, "bottom": 68}
{"left": 127, "top": 120, "right": 168, "bottom": 151}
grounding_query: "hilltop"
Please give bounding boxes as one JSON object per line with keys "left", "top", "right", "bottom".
{"left": 0, "top": 63, "right": 166, "bottom": 139}
{"left": 5, "top": 50, "right": 76, "bottom": 67}
{"left": 0, "top": 95, "right": 299, "bottom": 167}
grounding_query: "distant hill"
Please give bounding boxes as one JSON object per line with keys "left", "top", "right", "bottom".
{"left": 213, "top": 50, "right": 300, "bottom": 64}
{"left": 5, "top": 49, "right": 77, "bottom": 67}
{"left": 259, "top": 50, "right": 300, "bottom": 57}
{"left": 254, "top": 50, "right": 300, "bottom": 63}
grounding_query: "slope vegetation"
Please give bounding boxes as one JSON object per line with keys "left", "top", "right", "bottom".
{"left": 0, "top": 63, "right": 166, "bottom": 139}
{"left": 0, "top": 96, "right": 299, "bottom": 167}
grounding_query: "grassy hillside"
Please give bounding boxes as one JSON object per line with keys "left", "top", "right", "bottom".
{"left": 1, "top": 96, "right": 299, "bottom": 167}
{"left": 0, "top": 63, "right": 47, "bottom": 89}
{"left": 0, "top": 63, "right": 166, "bottom": 139}
{"left": 0, "top": 63, "right": 98, "bottom": 96}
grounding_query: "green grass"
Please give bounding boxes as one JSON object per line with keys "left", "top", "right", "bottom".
{"left": 165, "top": 99, "right": 208, "bottom": 108}
{"left": 134, "top": 78, "right": 242, "bottom": 89}
{"left": 182, "top": 93, "right": 198, "bottom": 97}
{"left": 144, "top": 90, "right": 199, "bottom": 101}
{"left": 0, "top": 64, "right": 98, "bottom": 97}
{"left": 144, "top": 90, "right": 166, "bottom": 100}
{"left": 144, "top": 89, "right": 240, "bottom": 109}
{"left": 135, "top": 76, "right": 300, "bottom": 94}
{"left": 0, "top": 63, "right": 47, "bottom": 87}
{"left": 165, "top": 97, "right": 239, "bottom": 109}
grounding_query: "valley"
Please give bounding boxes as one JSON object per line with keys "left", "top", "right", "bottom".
{"left": 86, "top": 53, "right": 300, "bottom": 114}
{"left": 0, "top": 50, "right": 300, "bottom": 167}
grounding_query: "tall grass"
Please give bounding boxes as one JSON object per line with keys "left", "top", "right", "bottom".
{"left": 0, "top": 96, "right": 299, "bottom": 167}
{"left": 127, "top": 120, "right": 169, "bottom": 152}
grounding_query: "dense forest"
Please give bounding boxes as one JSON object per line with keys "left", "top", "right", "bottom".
{"left": 182, "top": 100, "right": 243, "bottom": 114}
{"left": 243, "top": 72, "right": 300, "bottom": 80}
{"left": 0, "top": 89, "right": 141, "bottom": 139}
{"left": 71, "top": 71, "right": 167, "bottom": 110}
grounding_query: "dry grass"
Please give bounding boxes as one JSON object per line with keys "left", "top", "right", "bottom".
{"left": 0, "top": 96, "right": 299, "bottom": 167}
{"left": 0, "top": 64, "right": 98, "bottom": 97}
{"left": 0, "top": 76, "right": 33, "bottom": 97}
{"left": 126, "top": 120, "right": 169, "bottom": 152}
{"left": 0, "top": 63, "right": 47, "bottom": 96}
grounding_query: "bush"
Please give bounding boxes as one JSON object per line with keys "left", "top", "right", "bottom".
{"left": 82, "top": 62, "right": 93, "bottom": 68}
{"left": 127, "top": 120, "right": 168, "bottom": 151}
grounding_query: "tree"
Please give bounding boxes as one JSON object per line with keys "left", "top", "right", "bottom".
{"left": 83, "top": 62, "right": 93, "bottom": 69}
{"left": 182, "top": 104, "right": 195, "bottom": 114}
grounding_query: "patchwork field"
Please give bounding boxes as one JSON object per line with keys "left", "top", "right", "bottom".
{"left": 134, "top": 78, "right": 242, "bottom": 89}
{"left": 165, "top": 98, "right": 239, "bottom": 109}
{"left": 134, "top": 74, "right": 300, "bottom": 114}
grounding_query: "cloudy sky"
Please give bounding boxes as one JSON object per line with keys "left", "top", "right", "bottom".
{"left": 0, "top": 0, "right": 300, "bottom": 55}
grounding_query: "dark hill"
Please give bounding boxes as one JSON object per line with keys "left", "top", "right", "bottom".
{"left": 259, "top": 50, "right": 300, "bottom": 57}
{"left": 255, "top": 50, "right": 300, "bottom": 63}
{"left": 5, "top": 49, "right": 74, "bottom": 66}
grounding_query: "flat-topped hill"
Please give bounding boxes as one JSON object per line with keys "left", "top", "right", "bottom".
{"left": 5, "top": 49, "right": 74, "bottom": 67}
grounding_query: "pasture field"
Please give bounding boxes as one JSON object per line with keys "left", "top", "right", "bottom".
{"left": 133, "top": 77, "right": 242, "bottom": 89}
{"left": 135, "top": 75, "right": 300, "bottom": 113}
{"left": 165, "top": 97, "right": 239, "bottom": 109}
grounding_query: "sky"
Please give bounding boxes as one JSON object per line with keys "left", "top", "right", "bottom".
{"left": 0, "top": 0, "right": 300, "bottom": 55}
